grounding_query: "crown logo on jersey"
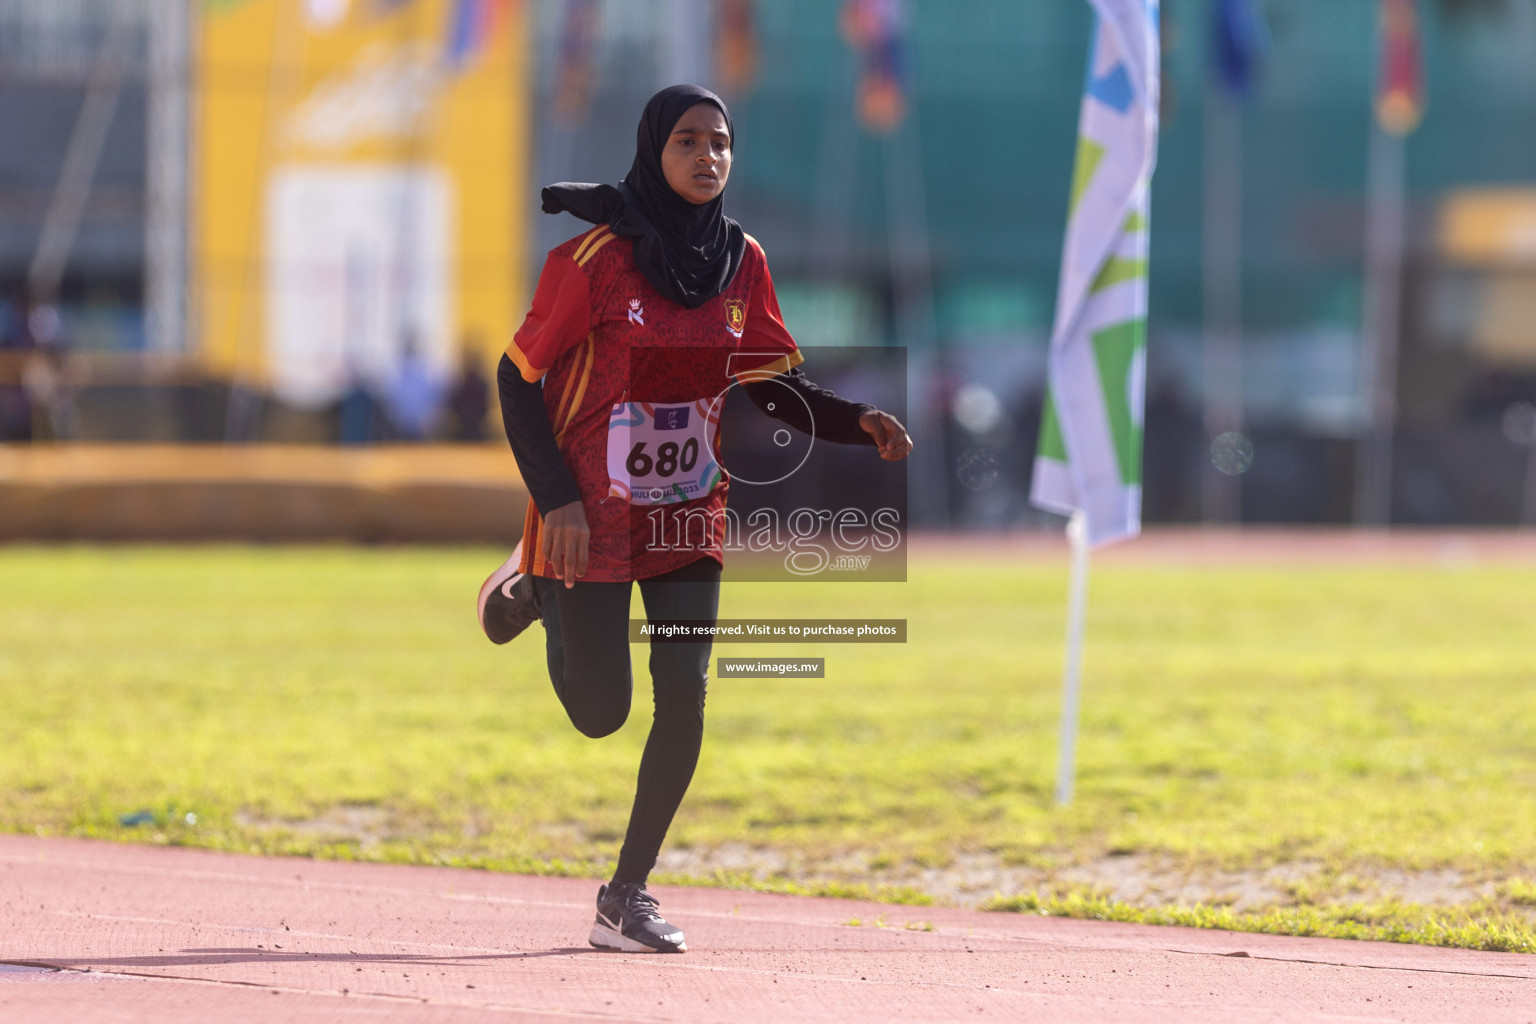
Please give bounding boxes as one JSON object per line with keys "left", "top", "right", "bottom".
{"left": 723, "top": 298, "right": 745, "bottom": 339}
{"left": 628, "top": 298, "right": 645, "bottom": 326}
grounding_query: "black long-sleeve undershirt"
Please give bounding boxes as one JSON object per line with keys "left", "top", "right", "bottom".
{"left": 498, "top": 355, "right": 877, "bottom": 514}
{"left": 742, "top": 368, "right": 877, "bottom": 447}
{"left": 498, "top": 354, "right": 583, "bottom": 516}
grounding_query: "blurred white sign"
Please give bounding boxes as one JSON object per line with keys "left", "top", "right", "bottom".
{"left": 284, "top": 42, "right": 441, "bottom": 151}
{"left": 265, "top": 164, "right": 454, "bottom": 407}
{"left": 306, "top": 0, "right": 350, "bottom": 28}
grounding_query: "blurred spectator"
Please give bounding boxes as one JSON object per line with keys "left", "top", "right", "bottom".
{"left": 22, "top": 342, "right": 78, "bottom": 441}
{"left": 0, "top": 375, "right": 31, "bottom": 441}
{"left": 1460, "top": 369, "right": 1533, "bottom": 423}
{"left": 445, "top": 345, "right": 491, "bottom": 442}
{"left": 338, "top": 362, "right": 381, "bottom": 446}
{"left": 0, "top": 297, "right": 18, "bottom": 348}
{"left": 15, "top": 304, "right": 78, "bottom": 441}
{"left": 0, "top": 296, "right": 30, "bottom": 441}
{"left": 384, "top": 333, "right": 446, "bottom": 441}
{"left": 927, "top": 351, "right": 964, "bottom": 523}
{"left": 1141, "top": 376, "right": 1203, "bottom": 521}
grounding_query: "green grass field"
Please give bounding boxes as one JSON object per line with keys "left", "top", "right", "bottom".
{"left": 2, "top": 544, "right": 1534, "bottom": 951}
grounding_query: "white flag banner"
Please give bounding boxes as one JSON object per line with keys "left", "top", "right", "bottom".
{"left": 1031, "top": 0, "right": 1161, "bottom": 547}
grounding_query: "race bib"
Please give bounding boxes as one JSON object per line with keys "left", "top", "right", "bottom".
{"left": 607, "top": 399, "right": 723, "bottom": 505}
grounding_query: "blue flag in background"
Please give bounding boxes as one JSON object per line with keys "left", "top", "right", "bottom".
{"left": 1211, "top": 0, "right": 1267, "bottom": 96}
{"left": 445, "top": 0, "right": 512, "bottom": 69}
{"left": 554, "top": 0, "right": 599, "bottom": 122}
{"left": 840, "top": 0, "right": 908, "bottom": 134}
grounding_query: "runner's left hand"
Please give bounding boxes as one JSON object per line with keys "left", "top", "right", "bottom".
{"left": 541, "top": 500, "right": 590, "bottom": 588}
{"left": 859, "top": 410, "right": 913, "bottom": 461}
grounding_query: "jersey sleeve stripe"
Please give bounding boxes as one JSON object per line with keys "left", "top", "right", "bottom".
{"left": 576, "top": 231, "right": 618, "bottom": 267}
{"left": 547, "top": 332, "right": 587, "bottom": 430}
{"left": 505, "top": 340, "right": 548, "bottom": 383}
{"left": 521, "top": 503, "right": 546, "bottom": 575}
{"left": 555, "top": 335, "right": 597, "bottom": 445}
{"left": 731, "top": 349, "right": 805, "bottom": 384}
{"left": 571, "top": 225, "right": 611, "bottom": 263}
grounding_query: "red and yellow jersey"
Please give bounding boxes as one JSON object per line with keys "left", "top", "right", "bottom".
{"left": 508, "top": 226, "right": 803, "bottom": 582}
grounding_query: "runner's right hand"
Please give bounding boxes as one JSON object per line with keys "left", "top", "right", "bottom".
{"left": 541, "top": 500, "right": 590, "bottom": 588}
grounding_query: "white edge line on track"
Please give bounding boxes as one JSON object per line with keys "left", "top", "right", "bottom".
{"left": 28, "top": 908, "right": 1535, "bottom": 1015}
{"left": 34, "top": 909, "right": 1064, "bottom": 998}
{"left": 3, "top": 961, "right": 724, "bottom": 1024}
{"left": 10, "top": 851, "right": 1536, "bottom": 984}
{"left": 6, "top": 958, "right": 1429, "bottom": 1024}
{"left": 4, "top": 851, "right": 973, "bottom": 937}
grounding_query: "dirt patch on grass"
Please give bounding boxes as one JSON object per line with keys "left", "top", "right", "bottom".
{"left": 657, "top": 845, "right": 1510, "bottom": 913}
{"left": 941, "top": 856, "right": 1497, "bottom": 912}
{"left": 234, "top": 804, "right": 392, "bottom": 850}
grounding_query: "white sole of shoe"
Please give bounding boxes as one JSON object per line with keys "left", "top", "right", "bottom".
{"left": 588, "top": 922, "right": 686, "bottom": 953}
{"left": 475, "top": 543, "right": 525, "bottom": 637}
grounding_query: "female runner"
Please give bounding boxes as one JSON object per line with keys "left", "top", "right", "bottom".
{"left": 476, "top": 85, "right": 912, "bottom": 954}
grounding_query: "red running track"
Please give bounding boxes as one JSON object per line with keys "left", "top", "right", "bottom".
{"left": 1, "top": 835, "right": 1532, "bottom": 1023}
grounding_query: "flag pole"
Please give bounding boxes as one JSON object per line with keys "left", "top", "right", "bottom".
{"left": 1200, "top": 86, "right": 1243, "bottom": 523}
{"left": 1355, "top": 0, "right": 1421, "bottom": 525}
{"left": 1355, "top": 122, "right": 1406, "bottom": 526}
{"left": 1055, "top": 510, "right": 1091, "bottom": 806}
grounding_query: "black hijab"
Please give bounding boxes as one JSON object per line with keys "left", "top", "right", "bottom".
{"left": 541, "top": 85, "right": 746, "bottom": 309}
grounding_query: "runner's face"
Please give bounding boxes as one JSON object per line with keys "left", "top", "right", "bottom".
{"left": 660, "top": 102, "right": 732, "bottom": 205}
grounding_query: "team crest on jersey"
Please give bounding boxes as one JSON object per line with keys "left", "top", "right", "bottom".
{"left": 723, "top": 299, "right": 746, "bottom": 338}
{"left": 628, "top": 298, "right": 645, "bottom": 326}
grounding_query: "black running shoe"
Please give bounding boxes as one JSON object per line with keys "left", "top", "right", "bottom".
{"left": 589, "top": 883, "right": 687, "bottom": 953}
{"left": 476, "top": 544, "right": 542, "bottom": 644}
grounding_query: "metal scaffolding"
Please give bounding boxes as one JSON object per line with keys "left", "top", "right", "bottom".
{"left": 1, "top": 0, "right": 185, "bottom": 355}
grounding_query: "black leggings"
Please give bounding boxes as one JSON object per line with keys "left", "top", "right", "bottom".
{"left": 536, "top": 556, "right": 721, "bottom": 885}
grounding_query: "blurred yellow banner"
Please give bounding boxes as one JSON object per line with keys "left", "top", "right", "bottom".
{"left": 195, "top": 0, "right": 529, "bottom": 406}
{"left": 1439, "top": 188, "right": 1536, "bottom": 268}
